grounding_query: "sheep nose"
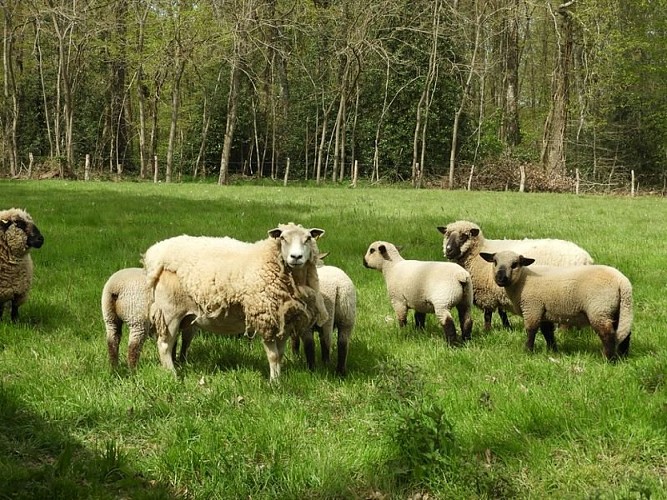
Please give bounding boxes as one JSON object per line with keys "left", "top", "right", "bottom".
{"left": 290, "top": 253, "right": 303, "bottom": 261}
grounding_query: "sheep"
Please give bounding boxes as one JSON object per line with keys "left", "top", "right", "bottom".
{"left": 479, "top": 250, "right": 632, "bottom": 360}
{"left": 291, "top": 253, "right": 357, "bottom": 375}
{"left": 143, "top": 223, "right": 328, "bottom": 381}
{"left": 102, "top": 267, "right": 196, "bottom": 369}
{"left": 0, "top": 208, "right": 44, "bottom": 322}
{"left": 363, "top": 241, "right": 473, "bottom": 345}
{"left": 437, "top": 220, "right": 593, "bottom": 331}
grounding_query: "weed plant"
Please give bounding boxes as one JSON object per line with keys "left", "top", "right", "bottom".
{"left": 0, "top": 180, "right": 665, "bottom": 499}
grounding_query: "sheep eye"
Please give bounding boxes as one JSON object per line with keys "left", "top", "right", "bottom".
{"left": 369, "top": 248, "right": 375, "bottom": 254}
{"left": 461, "top": 234, "right": 468, "bottom": 242}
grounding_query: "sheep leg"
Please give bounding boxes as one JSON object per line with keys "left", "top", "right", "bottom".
{"left": 318, "top": 324, "right": 332, "bottom": 365}
{"left": 524, "top": 326, "right": 539, "bottom": 352}
{"left": 617, "top": 331, "right": 631, "bottom": 358}
{"left": 127, "top": 323, "right": 148, "bottom": 370}
{"left": 498, "top": 308, "right": 512, "bottom": 329}
{"left": 10, "top": 295, "right": 20, "bottom": 322}
{"left": 540, "top": 321, "right": 558, "bottom": 352}
{"left": 439, "top": 312, "right": 459, "bottom": 346}
{"left": 301, "top": 330, "right": 316, "bottom": 371}
{"left": 592, "top": 319, "right": 618, "bottom": 361}
{"left": 263, "top": 338, "right": 287, "bottom": 381}
{"left": 105, "top": 318, "right": 123, "bottom": 368}
{"left": 483, "top": 309, "right": 493, "bottom": 331}
{"left": 291, "top": 334, "right": 301, "bottom": 357}
{"left": 457, "top": 304, "right": 473, "bottom": 342}
{"left": 155, "top": 316, "right": 181, "bottom": 373}
{"left": 179, "top": 325, "right": 196, "bottom": 363}
{"left": 414, "top": 312, "right": 426, "bottom": 329}
{"left": 336, "top": 327, "right": 350, "bottom": 376}
{"left": 392, "top": 301, "right": 408, "bottom": 327}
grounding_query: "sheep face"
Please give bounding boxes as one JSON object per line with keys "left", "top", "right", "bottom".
{"left": 1, "top": 209, "right": 44, "bottom": 257}
{"left": 268, "top": 223, "right": 324, "bottom": 269}
{"left": 479, "top": 251, "right": 535, "bottom": 287}
{"left": 363, "top": 241, "right": 397, "bottom": 271}
{"left": 437, "top": 223, "right": 480, "bottom": 260}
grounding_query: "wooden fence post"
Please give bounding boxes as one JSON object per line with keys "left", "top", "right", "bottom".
{"left": 84, "top": 154, "right": 90, "bottom": 181}
{"left": 153, "top": 155, "right": 158, "bottom": 183}
{"left": 519, "top": 165, "right": 526, "bottom": 192}
{"left": 283, "top": 158, "right": 290, "bottom": 186}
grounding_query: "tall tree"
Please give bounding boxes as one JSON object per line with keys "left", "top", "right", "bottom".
{"left": 541, "top": 0, "right": 576, "bottom": 174}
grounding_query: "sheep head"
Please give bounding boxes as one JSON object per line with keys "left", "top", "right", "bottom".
{"left": 268, "top": 222, "right": 324, "bottom": 269}
{"left": 480, "top": 251, "right": 535, "bottom": 288}
{"left": 0, "top": 208, "right": 44, "bottom": 257}
{"left": 437, "top": 221, "right": 481, "bottom": 261}
{"left": 363, "top": 241, "right": 401, "bottom": 271}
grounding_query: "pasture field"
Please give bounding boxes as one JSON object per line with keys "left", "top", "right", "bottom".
{"left": 0, "top": 180, "right": 665, "bottom": 499}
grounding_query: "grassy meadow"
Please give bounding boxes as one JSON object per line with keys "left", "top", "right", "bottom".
{"left": 0, "top": 180, "right": 666, "bottom": 499}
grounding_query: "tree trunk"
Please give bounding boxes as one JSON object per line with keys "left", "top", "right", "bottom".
{"left": 541, "top": 1, "right": 576, "bottom": 174}
{"left": 449, "top": 0, "right": 482, "bottom": 189}
{"left": 166, "top": 56, "right": 185, "bottom": 183}
{"left": 2, "top": 3, "right": 18, "bottom": 176}
{"left": 501, "top": 0, "right": 521, "bottom": 146}
{"left": 219, "top": 63, "right": 240, "bottom": 185}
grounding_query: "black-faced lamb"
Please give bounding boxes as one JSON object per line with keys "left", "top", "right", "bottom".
{"left": 143, "top": 223, "right": 328, "bottom": 381}
{"left": 437, "top": 220, "right": 593, "bottom": 330}
{"left": 480, "top": 250, "right": 632, "bottom": 360}
{"left": 292, "top": 254, "right": 357, "bottom": 375}
{"left": 363, "top": 241, "right": 473, "bottom": 345}
{"left": 0, "top": 208, "right": 44, "bottom": 321}
{"left": 102, "top": 267, "right": 195, "bottom": 369}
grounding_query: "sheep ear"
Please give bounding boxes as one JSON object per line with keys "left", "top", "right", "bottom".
{"left": 470, "top": 228, "right": 480, "bottom": 237}
{"left": 318, "top": 252, "right": 329, "bottom": 260}
{"left": 310, "top": 228, "right": 325, "bottom": 239}
{"left": 479, "top": 252, "right": 495, "bottom": 263}
{"left": 268, "top": 228, "right": 282, "bottom": 239}
{"left": 519, "top": 256, "right": 535, "bottom": 267}
{"left": 0, "top": 219, "right": 9, "bottom": 230}
{"left": 436, "top": 226, "right": 447, "bottom": 235}
{"left": 378, "top": 244, "right": 387, "bottom": 255}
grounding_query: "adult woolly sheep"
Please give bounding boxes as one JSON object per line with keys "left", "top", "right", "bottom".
{"left": 437, "top": 220, "right": 593, "bottom": 330}
{"left": 143, "top": 223, "right": 328, "bottom": 381}
{"left": 292, "top": 254, "right": 357, "bottom": 375}
{"left": 480, "top": 250, "right": 632, "bottom": 360}
{"left": 363, "top": 241, "right": 473, "bottom": 345}
{"left": 0, "top": 208, "right": 44, "bottom": 322}
{"left": 102, "top": 267, "right": 196, "bottom": 369}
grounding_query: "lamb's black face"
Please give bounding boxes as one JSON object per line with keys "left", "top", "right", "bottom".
{"left": 443, "top": 226, "right": 480, "bottom": 260}
{"left": 1, "top": 214, "right": 44, "bottom": 253}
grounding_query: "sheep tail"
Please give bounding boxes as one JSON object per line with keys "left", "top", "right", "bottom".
{"left": 616, "top": 279, "right": 633, "bottom": 344}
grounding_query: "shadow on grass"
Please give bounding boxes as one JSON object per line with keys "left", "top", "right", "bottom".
{"left": 0, "top": 386, "right": 180, "bottom": 500}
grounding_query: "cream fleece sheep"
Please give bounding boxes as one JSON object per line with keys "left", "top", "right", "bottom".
{"left": 480, "top": 250, "right": 632, "bottom": 360}
{"left": 437, "top": 220, "right": 593, "bottom": 330}
{"left": 143, "top": 223, "right": 327, "bottom": 381}
{"left": 292, "top": 255, "right": 357, "bottom": 375}
{"left": 102, "top": 267, "right": 195, "bottom": 369}
{"left": 363, "top": 241, "right": 473, "bottom": 345}
{"left": 0, "top": 208, "right": 44, "bottom": 321}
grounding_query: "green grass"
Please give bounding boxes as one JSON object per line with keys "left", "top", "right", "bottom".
{"left": 0, "top": 180, "right": 665, "bottom": 499}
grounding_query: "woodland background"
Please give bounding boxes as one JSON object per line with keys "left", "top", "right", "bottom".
{"left": 0, "top": 0, "right": 665, "bottom": 192}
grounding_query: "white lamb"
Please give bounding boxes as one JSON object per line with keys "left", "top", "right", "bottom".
{"left": 363, "top": 241, "right": 473, "bottom": 345}
{"left": 102, "top": 267, "right": 195, "bottom": 369}
{"left": 437, "top": 220, "right": 593, "bottom": 330}
{"left": 143, "top": 223, "right": 328, "bottom": 381}
{"left": 480, "top": 250, "right": 632, "bottom": 360}
{"left": 292, "top": 254, "right": 357, "bottom": 375}
{"left": 0, "top": 208, "right": 44, "bottom": 322}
